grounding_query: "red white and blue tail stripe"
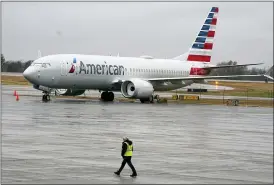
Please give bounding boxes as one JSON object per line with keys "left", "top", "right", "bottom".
{"left": 187, "top": 7, "right": 219, "bottom": 63}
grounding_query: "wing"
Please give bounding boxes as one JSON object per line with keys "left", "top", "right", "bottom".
{"left": 110, "top": 65, "right": 273, "bottom": 88}
{"left": 147, "top": 64, "right": 274, "bottom": 83}
{"left": 147, "top": 74, "right": 274, "bottom": 83}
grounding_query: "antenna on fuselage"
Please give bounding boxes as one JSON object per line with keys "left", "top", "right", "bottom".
{"left": 37, "top": 50, "right": 42, "bottom": 58}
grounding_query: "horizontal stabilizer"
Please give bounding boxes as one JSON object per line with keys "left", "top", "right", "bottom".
{"left": 203, "top": 63, "right": 264, "bottom": 69}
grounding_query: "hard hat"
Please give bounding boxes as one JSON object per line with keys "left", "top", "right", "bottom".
{"left": 123, "top": 137, "right": 128, "bottom": 141}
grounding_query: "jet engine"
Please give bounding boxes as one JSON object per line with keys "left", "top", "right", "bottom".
{"left": 121, "top": 79, "right": 154, "bottom": 99}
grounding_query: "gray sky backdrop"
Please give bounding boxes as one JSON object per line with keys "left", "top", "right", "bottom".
{"left": 2, "top": 1, "right": 273, "bottom": 68}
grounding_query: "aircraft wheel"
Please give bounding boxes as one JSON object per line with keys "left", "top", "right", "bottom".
{"left": 42, "top": 94, "right": 50, "bottom": 102}
{"left": 107, "top": 92, "right": 114, "bottom": 101}
{"left": 140, "top": 97, "right": 153, "bottom": 104}
{"left": 101, "top": 91, "right": 114, "bottom": 102}
{"left": 140, "top": 99, "right": 145, "bottom": 103}
{"left": 101, "top": 92, "right": 107, "bottom": 101}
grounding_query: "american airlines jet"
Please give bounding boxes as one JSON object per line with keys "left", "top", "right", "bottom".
{"left": 23, "top": 7, "right": 273, "bottom": 103}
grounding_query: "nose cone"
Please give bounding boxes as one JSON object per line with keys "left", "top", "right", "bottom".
{"left": 23, "top": 67, "right": 36, "bottom": 83}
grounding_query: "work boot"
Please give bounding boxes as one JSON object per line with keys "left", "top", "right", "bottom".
{"left": 114, "top": 171, "right": 120, "bottom": 176}
{"left": 130, "top": 173, "right": 137, "bottom": 177}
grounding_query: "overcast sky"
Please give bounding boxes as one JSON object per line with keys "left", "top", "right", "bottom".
{"left": 2, "top": 1, "right": 273, "bottom": 68}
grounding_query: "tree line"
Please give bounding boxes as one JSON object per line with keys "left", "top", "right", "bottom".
{"left": 1, "top": 54, "right": 273, "bottom": 81}
{"left": 1, "top": 54, "right": 33, "bottom": 73}
{"left": 208, "top": 60, "right": 273, "bottom": 81}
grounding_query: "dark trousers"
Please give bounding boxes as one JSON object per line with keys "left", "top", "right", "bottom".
{"left": 117, "top": 156, "right": 137, "bottom": 175}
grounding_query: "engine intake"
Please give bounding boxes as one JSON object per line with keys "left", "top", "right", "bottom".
{"left": 121, "top": 79, "right": 154, "bottom": 99}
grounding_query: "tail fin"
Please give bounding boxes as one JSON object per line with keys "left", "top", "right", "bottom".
{"left": 186, "top": 7, "right": 219, "bottom": 63}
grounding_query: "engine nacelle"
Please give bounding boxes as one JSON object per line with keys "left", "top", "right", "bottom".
{"left": 121, "top": 79, "right": 154, "bottom": 99}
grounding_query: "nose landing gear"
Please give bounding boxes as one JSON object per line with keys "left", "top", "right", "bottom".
{"left": 42, "top": 92, "right": 50, "bottom": 102}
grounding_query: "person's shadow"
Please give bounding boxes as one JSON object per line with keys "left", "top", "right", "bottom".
{"left": 113, "top": 174, "right": 137, "bottom": 184}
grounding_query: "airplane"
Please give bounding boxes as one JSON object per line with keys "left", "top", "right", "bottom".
{"left": 23, "top": 7, "right": 273, "bottom": 103}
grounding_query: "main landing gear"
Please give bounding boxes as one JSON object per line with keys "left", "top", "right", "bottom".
{"left": 100, "top": 91, "right": 114, "bottom": 102}
{"left": 42, "top": 93, "right": 50, "bottom": 102}
{"left": 140, "top": 95, "right": 154, "bottom": 104}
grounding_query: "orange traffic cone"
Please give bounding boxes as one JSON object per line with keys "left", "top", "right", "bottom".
{"left": 13, "top": 90, "right": 17, "bottom": 96}
{"left": 16, "top": 94, "right": 19, "bottom": 101}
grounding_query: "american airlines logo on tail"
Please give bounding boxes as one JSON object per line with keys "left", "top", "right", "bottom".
{"left": 187, "top": 7, "right": 218, "bottom": 63}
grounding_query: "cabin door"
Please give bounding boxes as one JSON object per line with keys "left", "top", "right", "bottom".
{"left": 60, "top": 61, "right": 67, "bottom": 76}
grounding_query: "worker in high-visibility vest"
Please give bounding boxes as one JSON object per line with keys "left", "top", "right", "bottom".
{"left": 114, "top": 137, "right": 137, "bottom": 177}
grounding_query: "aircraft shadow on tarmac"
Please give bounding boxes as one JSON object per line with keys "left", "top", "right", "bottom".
{"left": 38, "top": 98, "right": 133, "bottom": 105}
{"left": 37, "top": 97, "right": 169, "bottom": 106}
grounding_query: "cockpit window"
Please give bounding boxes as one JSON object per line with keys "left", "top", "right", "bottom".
{"left": 43, "top": 63, "right": 51, "bottom": 68}
{"left": 31, "top": 63, "right": 51, "bottom": 67}
{"left": 31, "top": 63, "right": 42, "bottom": 66}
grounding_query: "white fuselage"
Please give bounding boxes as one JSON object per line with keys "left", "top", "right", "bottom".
{"left": 23, "top": 54, "right": 209, "bottom": 91}
{"left": 22, "top": 6, "right": 222, "bottom": 97}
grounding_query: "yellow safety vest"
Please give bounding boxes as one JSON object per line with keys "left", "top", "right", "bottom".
{"left": 124, "top": 142, "right": 133, "bottom": 156}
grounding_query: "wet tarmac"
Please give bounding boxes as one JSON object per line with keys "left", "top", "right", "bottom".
{"left": 1, "top": 85, "right": 273, "bottom": 184}
{"left": 2, "top": 85, "right": 273, "bottom": 101}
